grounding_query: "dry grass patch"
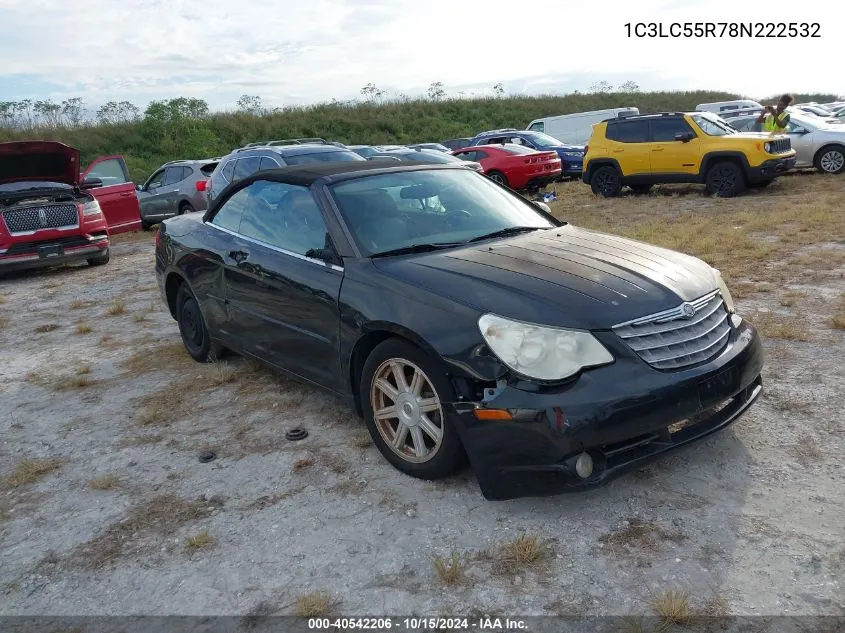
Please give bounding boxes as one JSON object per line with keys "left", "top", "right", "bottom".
{"left": 430, "top": 551, "right": 466, "bottom": 585}
{"left": 5, "top": 458, "right": 64, "bottom": 488}
{"left": 294, "top": 591, "right": 335, "bottom": 617}
{"left": 599, "top": 518, "right": 687, "bottom": 557}
{"left": 0, "top": 314, "right": 8, "bottom": 329}
{"left": 794, "top": 437, "right": 824, "bottom": 464}
{"left": 132, "top": 312, "right": 148, "bottom": 323}
{"left": 121, "top": 341, "right": 192, "bottom": 376}
{"left": 318, "top": 451, "right": 349, "bottom": 474}
{"left": 184, "top": 529, "right": 216, "bottom": 554}
{"left": 248, "top": 487, "right": 306, "bottom": 510}
{"left": 650, "top": 589, "right": 691, "bottom": 629}
{"left": 830, "top": 294, "right": 845, "bottom": 330}
{"left": 53, "top": 374, "right": 95, "bottom": 391}
{"left": 293, "top": 456, "right": 315, "bottom": 472}
{"left": 207, "top": 362, "right": 237, "bottom": 386}
{"left": 72, "top": 495, "right": 221, "bottom": 569}
{"left": 88, "top": 474, "right": 120, "bottom": 491}
{"left": 491, "top": 533, "right": 549, "bottom": 575}
{"left": 75, "top": 321, "right": 92, "bottom": 335}
{"left": 105, "top": 298, "right": 126, "bottom": 316}
{"left": 350, "top": 431, "right": 372, "bottom": 449}
{"left": 34, "top": 323, "right": 60, "bottom": 333}
{"left": 750, "top": 312, "right": 811, "bottom": 341}
{"left": 76, "top": 365, "right": 92, "bottom": 376}
{"left": 70, "top": 298, "right": 92, "bottom": 309}
{"left": 779, "top": 291, "right": 805, "bottom": 307}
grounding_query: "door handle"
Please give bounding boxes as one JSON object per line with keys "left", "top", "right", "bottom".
{"left": 119, "top": 191, "right": 133, "bottom": 197}
{"left": 228, "top": 250, "right": 249, "bottom": 263}
{"left": 651, "top": 148, "right": 665, "bottom": 152}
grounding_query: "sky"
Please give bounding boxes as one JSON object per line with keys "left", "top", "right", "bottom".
{"left": 0, "top": 0, "right": 840, "bottom": 111}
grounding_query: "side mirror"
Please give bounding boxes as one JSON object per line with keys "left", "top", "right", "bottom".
{"left": 305, "top": 247, "right": 341, "bottom": 267}
{"left": 533, "top": 201, "right": 552, "bottom": 213}
{"left": 80, "top": 176, "right": 103, "bottom": 189}
{"left": 675, "top": 132, "right": 695, "bottom": 143}
{"left": 135, "top": 183, "right": 143, "bottom": 191}
{"left": 797, "top": 128, "right": 809, "bottom": 135}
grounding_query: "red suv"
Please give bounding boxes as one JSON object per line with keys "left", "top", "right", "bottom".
{"left": 452, "top": 143, "right": 561, "bottom": 191}
{"left": 0, "top": 141, "right": 138, "bottom": 272}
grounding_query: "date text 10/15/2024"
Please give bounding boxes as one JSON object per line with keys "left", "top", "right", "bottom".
{"left": 308, "top": 617, "right": 528, "bottom": 631}
{"left": 624, "top": 22, "right": 820, "bottom": 38}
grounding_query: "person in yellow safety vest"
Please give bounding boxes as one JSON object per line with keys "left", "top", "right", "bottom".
{"left": 756, "top": 93, "right": 794, "bottom": 134}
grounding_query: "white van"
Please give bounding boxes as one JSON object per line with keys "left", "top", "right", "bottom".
{"left": 526, "top": 107, "right": 639, "bottom": 145}
{"left": 695, "top": 100, "right": 762, "bottom": 114}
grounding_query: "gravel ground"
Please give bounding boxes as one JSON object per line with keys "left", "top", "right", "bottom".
{"left": 1, "top": 194, "right": 843, "bottom": 619}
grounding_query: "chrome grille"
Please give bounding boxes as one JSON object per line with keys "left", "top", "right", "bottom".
{"left": 613, "top": 291, "right": 731, "bottom": 370}
{"left": 2, "top": 204, "right": 79, "bottom": 234}
{"left": 769, "top": 138, "right": 791, "bottom": 153}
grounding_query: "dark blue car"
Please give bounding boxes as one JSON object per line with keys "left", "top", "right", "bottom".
{"left": 468, "top": 128, "right": 584, "bottom": 178}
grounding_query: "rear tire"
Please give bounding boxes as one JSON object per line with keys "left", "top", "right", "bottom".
{"left": 814, "top": 145, "right": 845, "bottom": 174}
{"left": 87, "top": 249, "right": 110, "bottom": 266}
{"left": 590, "top": 166, "right": 622, "bottom": 197}
{"left": 487, "top": 171, "right": 509, "bottom": 188}
{"left": 705, "top": 161, "right": 746, "bottom": 197}
{"left": 175, "top": 284, "right": 222, "bottom": 362}
{"left": 178, "top": 202, "right": 194, "bottom": 215}
{"left": 360, "top": 339, "right": 464, "bottom": 480}
{"left": 629, "top": 184, "right": 653, "bottom": 194}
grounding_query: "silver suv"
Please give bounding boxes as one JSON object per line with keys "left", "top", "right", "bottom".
{"left": 136, "top": 158, "right": 220, "bottom": 228}
{"left": 206, "top": 144, "right": 366, "bottom": 206}
{"left": 730, "top": 111, "right": 845, "bottom": 174}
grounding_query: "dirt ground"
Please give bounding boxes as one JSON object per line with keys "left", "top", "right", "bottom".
{"left": 1, "top": 175, "right": 843, "bottom": 620}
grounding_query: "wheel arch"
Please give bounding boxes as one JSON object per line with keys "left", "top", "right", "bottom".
{"left": 700, "top": 151, "right": 750, "bottom": 178}
{"left": 813, "top": 143, "right": 845, "bottom": 170}
{"left": 583, "top": 158, "right": 621, "bottom": 182}
{"left": 164, "top": 270, "right": 189, "bottom": 319}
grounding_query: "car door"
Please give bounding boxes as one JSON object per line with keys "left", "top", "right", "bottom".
{"left": 212, "top": 179, "right": 344, "bottom": 390}
{"left": 82, "top": 155, "right": 142, "bottom": 233}
{"left": 158, "top": 166, "right": 191, "bottom": 216}
{"left": 138, "top": 168, "right": 167, "bottom": 221}
{"left": 648, "top": 117, "right": 702, "bottom": 176}
{"left": 604, "top": 120, "right": 651, "bottom": 176}
{"left": 784, "top": 120, "right": 816, "bottom": 167}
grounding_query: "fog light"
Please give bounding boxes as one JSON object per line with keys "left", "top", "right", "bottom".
{"left": 575, "top": 452, "right": 593, "bottom": 479}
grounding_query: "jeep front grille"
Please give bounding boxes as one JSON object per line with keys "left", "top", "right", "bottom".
{"left": 612, "top": 291, "right": 731, "bottom": 370}
{"left": 2, "top": 204, "right": 79, "bottom": 235}
{"left": 769, "top": 138, "right": 791, "bottom": 153}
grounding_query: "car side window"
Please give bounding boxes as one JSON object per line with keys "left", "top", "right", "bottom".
{"left": 233, "top": 157, "right": 261, "bottom": 183}
{"left": 181, "top": 166, "right": 194, "bottom": 180}
{"left": 650, "top": 118, "right": 695, "bottom": 142}
{"left": 474, "top": 150, "right": 489, "bottom": 160}
{"left": 164, "top": 166, "right": 186, "bottom": 186}
{"left": 221, "top": 160, "right": 236, "bottom": 182}
{"left": 210, "top": 187, "right": 251, "bottom": 233}
{"left": 236, "top": 181, "right": 328, "bottom": 257}
{"left": 86, "top": 158, "right": 129, "bottom": 186}
{"left": 454, "top": 151, "right": 475, "bottom": 161}
{"left": 259, "top": 157, "right": 279, "bottom": 171}
{"left": 606, "top": 121, "right": 650, "bottom": 143}
{"left": 146, "top": 169, "right": 166, "bottom": 190}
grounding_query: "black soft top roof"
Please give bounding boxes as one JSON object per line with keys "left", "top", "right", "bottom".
{"left": 245, "top": 160, "right": 459, "bottom": 187}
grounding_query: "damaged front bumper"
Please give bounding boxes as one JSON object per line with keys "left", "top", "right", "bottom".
{"left": 446, "top": 319, "right": 764, "bottom": 500}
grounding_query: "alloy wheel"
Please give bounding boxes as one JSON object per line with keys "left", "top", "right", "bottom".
{"left": 370, "top": 358, "right": 444, "bottom": 464}
{"left": 820, "top": 150, "right": 844, "bottom": 173}
{"left": 596, "top": 171, "right": 617, "bottom": 195}
{"left": 711, "top": 167, "right": 736, "bottom": 195}
{"left": 489, "top": 173, "right": 505, "bottom": 185}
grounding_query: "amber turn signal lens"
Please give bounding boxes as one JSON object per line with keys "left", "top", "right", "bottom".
{"left": 473, "top": 409, "right": 513, "bottom": 420}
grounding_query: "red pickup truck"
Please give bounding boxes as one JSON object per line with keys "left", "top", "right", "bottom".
{"left": 0, "top": 141, "right": 141, "bottom": 272}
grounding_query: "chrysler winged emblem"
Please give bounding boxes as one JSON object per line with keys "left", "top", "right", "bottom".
{"left": 681, "top": 302, "right": 696, "bottom": 318}
{"left": 38, "top": 209, "right": 48, "bottom": 227}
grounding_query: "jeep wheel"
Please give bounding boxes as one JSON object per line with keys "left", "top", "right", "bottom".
{"left": 815, "top": 146, "right": 845, "bottom": 174}
{"left": 705, "top": 162, "right": 746, "bottom": 197}
{"left": 590, "top": 166, "right": 622, "bottom": 197}
{"left": 629, "top": 184, "right": 652, "bottom": 195}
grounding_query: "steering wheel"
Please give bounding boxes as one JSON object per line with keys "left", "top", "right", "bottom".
{"left": 445, "top": 209, "right": 473, "bottom": 228}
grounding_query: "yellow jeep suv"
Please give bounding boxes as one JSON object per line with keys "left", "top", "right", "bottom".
{"left": 582, "top": 112, "right": 797, "bottom": 197}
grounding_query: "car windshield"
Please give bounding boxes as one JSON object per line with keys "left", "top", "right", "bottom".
{"left": 0, "top": 180, "right": 72, "bottom": 192}
{"left": 520, "top": 131, "right": 564, "bottom": 147}
{"left": 329, "top": 168, "right": 555, "bottom": 257}
{"left": 284, "top": 151, "right": 364, "bottom": 166}
{"left": 691, "top": 113, "right": 737, "bottom": 136}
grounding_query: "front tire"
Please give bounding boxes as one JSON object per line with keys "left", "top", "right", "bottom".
{"left": 361, "top": 339, "right": 464, "bottom": 480}
{"left": 175, "top": 284, "right": 220, "bottom": 362}
{"left": 815, "top": 146, "right": 845, "bottom": 174}
{"left": 705, "top": 161, "right": 746, "bottom": 197}
{"left": 87, "top": 249, "right": 110, "bottom": 266}
{"left": 590, "top": 166, "right": 622, "bottom": 197}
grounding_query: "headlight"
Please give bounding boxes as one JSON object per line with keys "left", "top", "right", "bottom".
{"left": 81, "top": 199, "right": 102, "bottom": 217}
{"left": 713, "top": 269, "right": 735, "bottom": 314}
{"left": 562, "top": 152, "right": 583, "bottom": 157}
{"left": 478, "top": 314, "right": 614, "bottom": 381}
{"left": 764, "top": 142, "right": 772, "bottom": 153}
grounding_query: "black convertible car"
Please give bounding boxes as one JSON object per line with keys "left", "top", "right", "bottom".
{"left": 155, "top": 161, "right": 764, "bottom": 500}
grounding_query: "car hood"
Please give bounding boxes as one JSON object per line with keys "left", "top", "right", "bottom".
{"left": 0, "top": 141, "right": 81, "bottom": 186}
{"left": 373, "top": 225, "right": 720, "bottom": 329}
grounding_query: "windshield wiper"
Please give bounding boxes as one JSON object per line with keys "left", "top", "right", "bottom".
{"left": 370, "top": 242, "right": 462, "bottom": 258}
{"left": 465, "top": 226, "right": 543, "bottom": 244}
